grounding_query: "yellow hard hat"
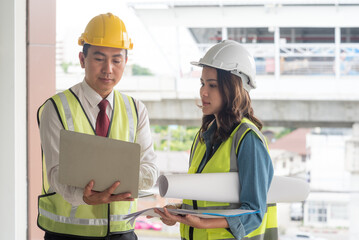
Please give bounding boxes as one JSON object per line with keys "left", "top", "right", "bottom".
{"left": 78, "top": 13, "right": 133, "bottom": 50}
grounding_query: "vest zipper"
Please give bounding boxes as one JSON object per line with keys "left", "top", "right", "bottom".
{"left": 189, "top": 226, "right": 194, "bottom": 240}
{"left": 106, "top": 203, "right": 111, "bottom": 239}
{"left": 189, "top": 200, "right": 198, "bottom": 240}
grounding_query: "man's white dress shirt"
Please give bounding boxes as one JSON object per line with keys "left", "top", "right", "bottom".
{"left": 40, "top": 80, "right": 158, "bottom": 206}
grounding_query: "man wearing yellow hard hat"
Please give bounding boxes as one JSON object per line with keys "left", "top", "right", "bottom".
{"left": 37, "top": 13, "right": 158, "bottom": 240}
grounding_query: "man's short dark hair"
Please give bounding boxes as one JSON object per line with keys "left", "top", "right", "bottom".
{"left": 82, "top": 44, "right": 91, "bottom": 57}
{"left": 82, "top": 44, "right": 128, "bottom": 58}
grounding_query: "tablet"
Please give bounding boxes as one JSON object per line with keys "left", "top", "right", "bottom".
{"left": 59, "top": 129, "right": 140, "bottom": 197}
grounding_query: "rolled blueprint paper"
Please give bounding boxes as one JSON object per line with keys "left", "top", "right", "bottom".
{"left": 267, "top": 175, "right": 310, "bottom": 203}
{"left": 158, "top": 173, "right": 310, "bottom": 203}
{"left": 158, "top": 172, "right": 238, "bottom": 202}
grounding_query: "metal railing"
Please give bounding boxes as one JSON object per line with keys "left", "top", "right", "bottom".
{"left": 196, "top": 43, "right": 359, "bottom": 77}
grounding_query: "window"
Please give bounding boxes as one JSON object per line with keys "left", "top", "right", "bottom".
{"left": 189, "top": 28, "right": 222, "bottom": 44}
{"left": 307, "top": 201, "right": 327, "bottom": 223}
{"left": 280, "top": 28, "right": 335, "bottom": 43}
{"left": 341, "top": 28, "right": 359, "bottom": 43}
{"left": 279, "top": 28, "right": 336, "bottom": 75}
{"left": 227, "top": 28, "right": 274, "bottom": 43}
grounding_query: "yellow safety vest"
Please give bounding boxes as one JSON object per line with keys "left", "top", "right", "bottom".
{"left": 180, "top": 118, "right": 278, "bottom": 240}
{"left": 37, "top": 89, "right": 138, "bottom": 237}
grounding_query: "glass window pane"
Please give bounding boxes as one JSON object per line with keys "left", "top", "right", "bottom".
{"left": 341, "top": 28, "right": 359, "bottom": 43}
{"left": 228, "top": 27, "right": 274, "bottom": 43}
{"left": 280, "top": 28, "right": 335, "bottom": 43}
{"left": 189, "top": 28, "right": 222, "bottom": 44}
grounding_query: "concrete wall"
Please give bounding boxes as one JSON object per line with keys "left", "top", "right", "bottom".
{"left": 143, "top": 98, "right": 359, "bottom": 128}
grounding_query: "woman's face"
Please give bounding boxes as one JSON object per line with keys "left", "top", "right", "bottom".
{"left": 200, "top": 66, "right": 223, "bottom": 118}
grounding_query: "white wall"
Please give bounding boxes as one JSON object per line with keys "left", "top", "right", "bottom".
{"left": 0, "top": 0, "right": 27, "bottom": 239}
{"left": 307, "top": 131, "right": 351, "bottom": 191}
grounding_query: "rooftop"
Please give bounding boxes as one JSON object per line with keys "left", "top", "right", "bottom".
{"left": 269, "top": 128, "right": 311, "bottom": 155}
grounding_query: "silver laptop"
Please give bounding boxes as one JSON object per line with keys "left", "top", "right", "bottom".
{"left": 59, "top": 129, "right": 140, "bottom": 197}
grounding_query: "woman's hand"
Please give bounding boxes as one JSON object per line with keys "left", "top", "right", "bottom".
{"left": 154, "top": 207, "right": 228, "bottom": 229}
{"left": 153, "top": 204, "right": 180, "bottom": 226}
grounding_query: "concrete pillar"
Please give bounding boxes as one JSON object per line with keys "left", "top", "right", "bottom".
{"left": 335, "top": 26, "right": 341, "bottom": 79}
{"left": 345, "top": 123, "right": 359, "bottom": 240}
{"left": 349, "top": 186, "right": 359, "bottom": 240}
{"left": 27, "top": 0, "right": 57, "bottom": 239}
{"left": 175, "top": 25, "right": 181, "bottom": 96}
{"left": 274, "top": 26, "right": 280, "bottom": 80}
{"left": 222, "top": 27, "right": 228, "bottom": 40}
{"left": 0, "top": 0, "right": 27, "bottom": 239}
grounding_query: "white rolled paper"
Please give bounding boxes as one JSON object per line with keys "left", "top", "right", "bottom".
{"left": 267, "top": 175, "right": 310, "bottom": 203}
{"left": 158, "top": 172, "right": 239, "bottom": 202}
{"left": 158, "top": 173, "right": 310, "bottom": 203}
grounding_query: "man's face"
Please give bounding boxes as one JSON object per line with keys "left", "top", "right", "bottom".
{"left": 79, "top": 45, "right": 127, "bottom": 98}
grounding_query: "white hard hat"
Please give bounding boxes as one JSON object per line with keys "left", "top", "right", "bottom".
{"left": 191, "top": 40, "right": 256, "bottom": 92}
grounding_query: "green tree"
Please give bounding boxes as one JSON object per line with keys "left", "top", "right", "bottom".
{"left": 275, "top": 128, "right": 295, "bottom": 139}
{"left": 152, "top": 125, "right": 199, "bottom": 151}
{"left": 60, "top": 62, "right": 72, "bottom": 73}
{"left": 132, "top": 64, "right": 153, "bottom": 76}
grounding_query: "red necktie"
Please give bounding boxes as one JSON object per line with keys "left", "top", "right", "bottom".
{"left": 96, "top": 99, "right": 110, "bottom": 137}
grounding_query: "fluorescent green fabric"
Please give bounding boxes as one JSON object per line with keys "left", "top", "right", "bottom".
{"left": 37, "top": 89, "right": 138, "bottom": 237}
{"left": 181, "top": 118, "right": 278, "bottom": 240}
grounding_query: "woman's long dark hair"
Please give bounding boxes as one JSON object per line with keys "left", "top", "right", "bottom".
{"left": 199, "top": 68, "right": 262, "bottom": 143}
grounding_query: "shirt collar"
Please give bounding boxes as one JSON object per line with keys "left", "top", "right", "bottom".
{"left": 81, "top": 80, "right": 114, "bottom": 109}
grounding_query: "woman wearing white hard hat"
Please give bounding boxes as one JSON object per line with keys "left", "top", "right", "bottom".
{"left": 155, "top": 40, "right": 278, "bottom": 240}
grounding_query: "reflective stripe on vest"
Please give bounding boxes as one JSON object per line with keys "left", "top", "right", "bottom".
{"left": 39, "top": 207, "right": 128, "bottom": 225}
{"left": 180, "top": 118, "right": 278, "bottom": 240}
{"left": 58, "top": 92, "right": 74, "bottom": 131}
{"left": 120, "top": 93, "right": 135, "bottom": 142}
{"left": 37, "top": 89, "right": 138, "bottom": 237}
{"left": 243, "top": 204, "right": 278, "bottom": 240}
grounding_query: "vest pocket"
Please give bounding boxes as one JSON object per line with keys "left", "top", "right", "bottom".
{"left": 207, "top": 228, "right": 235, "bottom": 240}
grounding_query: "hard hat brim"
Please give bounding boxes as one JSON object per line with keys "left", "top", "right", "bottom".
{"left": 190, "top": 61, "right": 235, "bottom": 72}
{"left": 190, "top": 60, "right": 256, "bottom": 92}
{"left": 190, "top": 61, "right": 228, "bottom": 70}
{"left": 190, "top": 61, "right": 202, "bottom": 67}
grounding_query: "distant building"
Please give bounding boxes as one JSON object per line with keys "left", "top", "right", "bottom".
{"left": 270, "top": 128, "right": 351, "bottom": 235}
{"left": 305, "top": 128, "right": 351, "bottom": 229}
{"left": 269, "top": 128, "right": 311, "bottom": 179}
{"left": 269, "top": 128, "right": 310, "bottom": 231}
{"left": 128, "top": 1, "right": 359, "bottom": 79}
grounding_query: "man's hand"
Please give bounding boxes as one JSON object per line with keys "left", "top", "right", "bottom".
{"left": 83, "top": 180, "right": 134, "bottom": 205}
